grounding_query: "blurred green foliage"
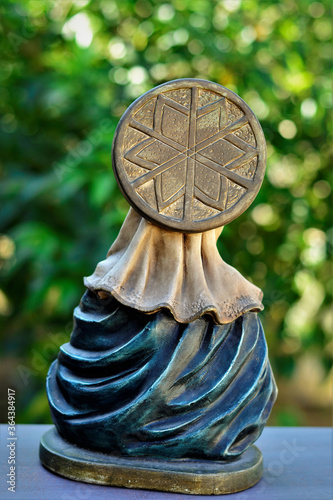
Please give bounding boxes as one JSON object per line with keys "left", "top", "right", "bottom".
{"left": 0, "top": 0, "right": 332, "bottom": 426}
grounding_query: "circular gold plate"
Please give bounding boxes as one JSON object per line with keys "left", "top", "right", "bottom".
{"left": 112, "top": 78, "right": 266, "bottom": 233}
{"left": 40, "top": 427, "right": 263, "bottom": 495}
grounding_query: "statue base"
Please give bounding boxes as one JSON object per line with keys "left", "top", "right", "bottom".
{"left": 40, "top": 427, "right": 263, "bottom": 495}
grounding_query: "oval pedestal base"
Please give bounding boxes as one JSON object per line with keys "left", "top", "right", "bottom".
{"left": 40, "top": 427, "right": 263, "bottom": 495}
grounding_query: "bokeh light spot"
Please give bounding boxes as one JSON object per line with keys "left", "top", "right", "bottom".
{"left": 286, "top": 278, "right": 325, "bottom": 336}
{"left": 157, "top": 4, "right": 175, "bottom": 22}
{"left": 223, "top": 0, "right": 241, "bottom": 12}
{"left": 301, "top": 228, "right": 327, "bottom": 266}
{"left": 301, "top": 98, "right": 317, "bottom": 118}
{"left": 267, "top": 155, "right": 299, "bottom": 188}
{"left": 0, "top": 235, "right": 15, "bottom": 259}
{"left": 188, "top": 39, "right": 204, "bottom": 55}
{"left": 308, "top": 2, "right": 325, "bottom": 17}
{"left": 62, "top": 13, "right": 93, "bottom": 48}
{"left": 246, "top": 236, "right": 264, "bottom": 255}
{"left": 251, "top": 204, "right": 277, "bottom": 226}
{"left": 173, "top": 28, "right": 189, "bottom": 45}
{"left": 278, "top": 120, "right": 297, "bottom": 139}
{"left": 313, "top": 18, "right": 332, "bottom": 41}
{"left": 243, "top": 90, "right": 269, "bottom": 119}
{"left": 108, "top": 40, "right": 127, "bottom": 60}
{"left": 313, "top": 180, "right": 331, "bottom": 199}
{"left": 0, "top": 289, "right": 12, "bottom": 316}
{"left": 128, "top": 66, "right": 148, "bottom": 85}
{"left": 73, "top": 0, "right": 90, "bottom": 7}
{"left": 109, "top": 67, "right": 128, "bottom": 85}
{"left": 150, "top": 64, "right": 168, "bottom": 81}
{"left": 240, "top": 26, "right": 257, "bottom": 46}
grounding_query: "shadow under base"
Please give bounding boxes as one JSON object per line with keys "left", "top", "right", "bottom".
{"left": 40, "top": 427, "right": 263, "bottom": 495}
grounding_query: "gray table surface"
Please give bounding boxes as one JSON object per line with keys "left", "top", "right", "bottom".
{"left": 0, "top": 425, "right": 331, "bottom": 500}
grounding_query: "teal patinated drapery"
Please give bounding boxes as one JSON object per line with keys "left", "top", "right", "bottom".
{"left": 47, "top": 289, "right": 277, "bottom": 460}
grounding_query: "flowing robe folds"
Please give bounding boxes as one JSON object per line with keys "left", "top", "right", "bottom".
{"left": 47, "top": 208, "right": 277, "bottom": 459}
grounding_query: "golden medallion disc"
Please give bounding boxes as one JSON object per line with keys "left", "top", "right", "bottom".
{"left": 112, "top": 79, "right": 266, "bottom": 232}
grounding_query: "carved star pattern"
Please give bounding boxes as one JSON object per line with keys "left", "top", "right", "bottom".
{"left": 124, "top": 87, "right": 258, "bottom": 221}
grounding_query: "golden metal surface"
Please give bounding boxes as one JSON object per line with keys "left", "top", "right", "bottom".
{"left": 40, "top": 427, "right": 263, "bottom": 495}
{"left": 113, "top": 78, "right": 266, "bottom": 233}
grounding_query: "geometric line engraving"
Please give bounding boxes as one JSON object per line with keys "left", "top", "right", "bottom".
{"left": 113, "top": 79, "right": 266, "bottom": 232}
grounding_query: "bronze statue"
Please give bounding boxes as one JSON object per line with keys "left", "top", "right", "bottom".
{"left": 40, "top": 79, "right": 277, "bottom": 495}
